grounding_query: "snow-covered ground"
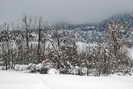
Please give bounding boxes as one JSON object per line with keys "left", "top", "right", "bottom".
{"left": 0, "top": 70, "right": 133, "bottom": 89}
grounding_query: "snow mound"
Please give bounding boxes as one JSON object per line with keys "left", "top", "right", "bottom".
{"left": 48, "top": 68, "right": 59, "bottom": 74}
{"left": 14, "top": 64, "right": 28, "bottom": 71}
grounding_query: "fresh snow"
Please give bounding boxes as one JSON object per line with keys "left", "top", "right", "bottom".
{"left": 0, "top": 70, "right": 133, "bottom": 89}
{"left": 0, "top": 71, "right": 50, "bottom": 89}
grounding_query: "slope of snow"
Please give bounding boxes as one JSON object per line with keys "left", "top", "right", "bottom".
{"left": 0, "top": 70, "right": 133, "bottom": 89}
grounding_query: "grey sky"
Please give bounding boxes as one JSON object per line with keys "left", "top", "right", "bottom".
{"left": 0, "top": 0, "right": 133, "bottom": 24}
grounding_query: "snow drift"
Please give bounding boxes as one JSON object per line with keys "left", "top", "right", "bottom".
{"left": 0, "top": 71, "right": 133, "bottom": 89}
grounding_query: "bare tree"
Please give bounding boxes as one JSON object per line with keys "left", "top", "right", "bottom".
{"left": 0, "top": 23, "right": 11, "bottom": 70}
{"left": 106, "top": 20, "right": 131, "bottom": 74}
{"left": 52, "top": 24, "right": 63, "bottom": 49}
{"left": 37, "top": 17, "right": 43, "bottom": 63}
{"left": 22, "top": 16, "right": 32, "bottom": 50}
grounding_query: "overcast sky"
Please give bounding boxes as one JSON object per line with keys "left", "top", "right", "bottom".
{"left": 0, "top": 0, "right": 133, "bottom": 24}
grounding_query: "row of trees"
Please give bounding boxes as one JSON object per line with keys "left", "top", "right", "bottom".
{"left": 0, "top": 16, "right": 132, "bottom": 75}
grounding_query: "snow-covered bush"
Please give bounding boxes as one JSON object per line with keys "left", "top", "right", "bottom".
{"left": 70, "top": 66, "right": 80, "bottom": 75}
{"left": 0, "top": 66, "right": 6, "bottom": 70}
{"left": 35, "top": 63, "right": 47, "bottom": 74}
{"left": 25, "top": 59, "right": 55, "bottom": 74}
{"left": 14, "top": 64, "right": 28, "bottom": 71}
{"left": 35, "top": 63, "right": 42, "bottom": 71}
{"left": 26, "top": 63, "right": 37, "bottom": 73}
{"left": 48, "top": 68, "right": 59, "bottom": 74}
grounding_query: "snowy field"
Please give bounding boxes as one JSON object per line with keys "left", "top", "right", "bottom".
{"left": 0, "top": 70, "right": 133, "bottom": 89}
